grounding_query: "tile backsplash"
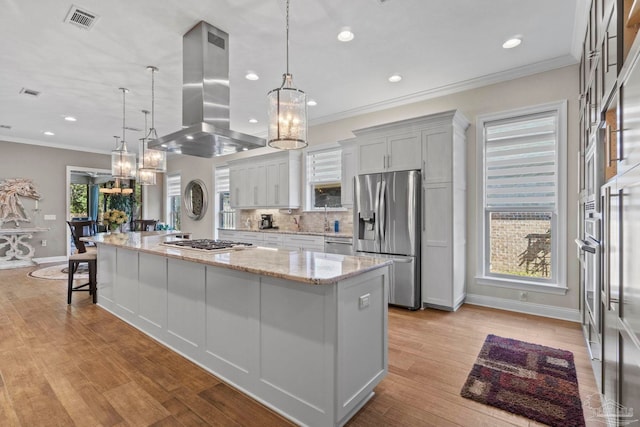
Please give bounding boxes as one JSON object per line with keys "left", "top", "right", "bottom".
{"left": 237, "top": 209, "right": 353, "bottom": 234}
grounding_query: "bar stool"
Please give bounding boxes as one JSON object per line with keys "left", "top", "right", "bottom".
{"left": 66, "top": 220, "right": 97, "bottom": 304}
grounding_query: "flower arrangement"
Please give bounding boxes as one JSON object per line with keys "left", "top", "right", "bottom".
{"left": 103, "top": 209, "right": 128, "bottom": 232}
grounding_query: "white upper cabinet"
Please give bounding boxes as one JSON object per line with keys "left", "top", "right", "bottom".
{"left": 422, "top": 128, "right": 453, "bottom": 183}
{"left": 339, "top": 139, "right": 357, "bottom": 207}
{"left": 229, "top": 151, "right": 301, "bottom": 209}
{"left": 355, "top": 125, "right": 421, "bottom": 174}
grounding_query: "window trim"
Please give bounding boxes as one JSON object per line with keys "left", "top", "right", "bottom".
{"left": 475, "top": 100, "right": 568, "bottom": 293}
{"left": 303, "top": 143, "right": 346, "bottom": 212}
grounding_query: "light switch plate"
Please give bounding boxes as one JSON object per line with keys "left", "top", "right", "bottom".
{"left": 359, "top": 293, "right": 370, "bottom": 309}
{"left": 44, "top": 214, "right": 56, "bottom": 220}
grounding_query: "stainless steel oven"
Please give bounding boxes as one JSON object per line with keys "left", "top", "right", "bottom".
{"left": 576, "top": 214, "right": 602, "bottom": 364}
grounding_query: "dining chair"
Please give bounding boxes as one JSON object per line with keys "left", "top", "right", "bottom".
{"left": 133, "top": 219, "right": 158, "bottom": 231}
{"left": 66, "top": 220, "right": 97, "bottom": 304}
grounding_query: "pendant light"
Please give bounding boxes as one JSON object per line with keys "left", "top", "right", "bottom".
{"left": 267, "top": 0, "right": 307, "bottom": 149}
{"left": 141, "top": 66, "right": 167, "bottom": 172}
{"left": 111, "top": 88, "right": 137, "bottom": 179}
{"left": 137, "top": 110, "right": 156, "bottom": 186}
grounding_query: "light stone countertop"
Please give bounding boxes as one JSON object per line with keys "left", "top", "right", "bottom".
{"left": 218, "top": 227, "right": 352, "bottom": 239}
{"left": 85, "top": 231, "right": 390, "bottom": 285}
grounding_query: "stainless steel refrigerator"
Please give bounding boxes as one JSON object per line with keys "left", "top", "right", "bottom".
{"left": 354, "top": 170, "right": 421, "bottom": 309}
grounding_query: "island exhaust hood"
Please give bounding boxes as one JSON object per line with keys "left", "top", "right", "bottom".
{"left": 149, "top": 21, "right": 265, "bottom": 158}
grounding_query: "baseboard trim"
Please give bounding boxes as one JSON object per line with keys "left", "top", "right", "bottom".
{"left": 465, "top": 293, "right": 581, "bottom": 323}
{"left": 33, "top": 256, "right": 67, "bottom": 265}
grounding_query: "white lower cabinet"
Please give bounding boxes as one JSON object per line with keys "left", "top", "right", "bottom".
{"left": 282, "top": 234, "right": 325, "bottom": 251}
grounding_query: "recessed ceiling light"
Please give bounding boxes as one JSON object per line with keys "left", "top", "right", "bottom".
{"left": 242, "top": 147, "right": 249, "bottom": 151}
{"left": 388, "top": 74, "right": 402, "bottom": 83}
{"left": 43, "top": 131, "right": 55, "bottom": 136}
{"left": 186, "top": 135, "right": 194, "bottom": 140}
{"left": 502, "top": 37, "right": 522, "bottom": 49}
{"left": 307, "top": 99, "right": 317, "bottom": 106}
{"left": 64, "top": 116, "right": 77, "bottom": 122}
{"left": 337, "top": 28, "right": 354, "bottom": 42}
{"left": 245, "top": 72, "right": 259, "bottom": 81}
{"left": 248, "top": 118, "right": 258, "bottom": 124}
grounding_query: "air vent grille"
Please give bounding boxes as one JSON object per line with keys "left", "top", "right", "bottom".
{"left": 0, "top": 125, "right": 12, "bottom": 129}
{"left": 124, "top": 126, "right": 142, "bottom": 132}
{"left": 64, "top": 5, "right": 99, "bottom": 30}
{"left": 20, "top": 88, "right": 40, "bottom": 97}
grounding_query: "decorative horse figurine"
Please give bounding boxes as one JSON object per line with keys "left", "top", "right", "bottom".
{"left": 0, "top": 178, "right": 41, "bottom": 227}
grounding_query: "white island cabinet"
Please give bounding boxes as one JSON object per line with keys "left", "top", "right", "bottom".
{"left": 90, "top": 232, "right": 390, "bottom": 427}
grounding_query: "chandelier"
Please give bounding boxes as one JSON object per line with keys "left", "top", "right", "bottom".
{"left": 111, "top": 88, "right": 137, "bottom": 179}
{"left": 137, "top": 109, "right": 156, "bottom": 186}
{"left": 140, "top": 66, "right": 166, "bottom": 172}
{"left": 267, "top": 0, "right": 307, "bottom": 149}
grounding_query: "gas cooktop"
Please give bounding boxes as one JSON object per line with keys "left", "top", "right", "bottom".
{"left": 162, "top": 239, "right": 253, "bottom": 252}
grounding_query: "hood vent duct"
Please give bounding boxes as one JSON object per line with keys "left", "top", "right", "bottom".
{"left": 149, "top": 21, "right": 265, "bottom": 158}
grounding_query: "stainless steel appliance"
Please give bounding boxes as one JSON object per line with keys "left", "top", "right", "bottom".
{"left": 259, "top": 214, "right": 274, "bottom": 229}
{"left": 162, "top": 239, "right": 252, "bottom": 253}
{"left": 324, "top": 236, "right": 354, "bottom": 255}
{"left": 354, "top": 170, "right": 420, "bottom": 309}
{"left": 150, "top": 21, "right": 265, "bottom": 157}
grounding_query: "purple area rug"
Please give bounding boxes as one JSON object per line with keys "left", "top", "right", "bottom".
{"left": 460, "top": 334, "right": 585, "bottom": 427}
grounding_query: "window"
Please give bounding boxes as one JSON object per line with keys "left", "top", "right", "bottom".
{"left": 306, "top": 146, "right": 342, "bottom": 210}
{"left": 476, "top": 101, "right": 567, "bottom": 292}
{"left": 166, "top": 173, "right": 181, "bottom": 230}
{"left": 215, "top": 166, "right": 235, "bottom": 229}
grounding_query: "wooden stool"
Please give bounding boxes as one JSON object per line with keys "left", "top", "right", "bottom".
{"left": 68, "top": 251, "right": 97, "bottom": 304}
{"left": 66, "top": 219, "right": 98, "bottom": 304}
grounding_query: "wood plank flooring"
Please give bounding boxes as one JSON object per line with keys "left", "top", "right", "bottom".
{"left": 0, "top": 265, "right": 600, "bottom": 426}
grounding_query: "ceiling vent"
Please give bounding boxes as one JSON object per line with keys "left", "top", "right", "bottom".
{"left": 124, "top": 126, "right": 141, "bottom": 132}
{"left": 0, "top": 125, "right": 12, "bottom": 130}
{"left": 19, "top": 88, "right": 40, "bottom": 97}
{"left": 64, "top": 5, "right": 99, "bottom": 30}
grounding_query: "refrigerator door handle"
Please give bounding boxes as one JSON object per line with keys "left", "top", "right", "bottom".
{"left": 379, "top": 179, "right": 387, "bottom": 244}
{"left": 374, "top": 180, "right": 382, "bottom": 243}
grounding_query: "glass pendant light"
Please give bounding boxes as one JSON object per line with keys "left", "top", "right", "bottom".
{"left": 267, "top": 0, "right": 307, "bottom": 149}
{"left": 111, "top": 88, "right": 137, "bottom": 179}
{"left": 137, "top": 110, "right": 156, "bottom": 186}
{"left": 141, "top": 66, "right": 167, "bottom": 172}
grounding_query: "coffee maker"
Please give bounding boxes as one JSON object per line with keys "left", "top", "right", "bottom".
{"left": 259, "top": 214, "right": 274, "bottom": 229}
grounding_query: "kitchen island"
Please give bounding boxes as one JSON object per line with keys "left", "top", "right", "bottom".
{"left": 86, "top": 232, "right": 390, "bottom": 427}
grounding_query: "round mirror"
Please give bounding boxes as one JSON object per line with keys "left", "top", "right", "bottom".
{"left": 183, "top": 179, "right": 207, "bottom": 220}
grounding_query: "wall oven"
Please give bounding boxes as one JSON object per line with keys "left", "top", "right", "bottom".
{"left": 576, "top": 213, "right": 602, "bottom": 366}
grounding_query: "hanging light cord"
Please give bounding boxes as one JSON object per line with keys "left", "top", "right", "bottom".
{"left": 150, "top": 68, "right": 156, "bottom": 132}
{"left": 121, "top": 88, "right": 126, "bottom": 148}
{"left": 286, "top": 0, "right": 290, "bottom": 75}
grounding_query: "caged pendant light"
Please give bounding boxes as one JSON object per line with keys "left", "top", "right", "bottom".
{"left": 111, "top": 88, "right": 137, "bottom": 179}
{"left": 137, "top": 110, "right": 156, "bottom": 186}
{"left": 267, "top": 0, "right": 307, "bottom": 149}
{"left": 141, "top": 66, "right": 167, "bottom": 172}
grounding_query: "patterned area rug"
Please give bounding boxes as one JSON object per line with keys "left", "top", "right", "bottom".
{"left": 461, "top": 334, "right": 585, "bottom": 427}
{"left": 29, "top": 264, "right": 88, "bottom": 281}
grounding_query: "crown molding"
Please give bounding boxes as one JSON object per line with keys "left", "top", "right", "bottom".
{"left": 309, "top": 55, "right": 578, "bottom": 127}
{"left": 0, "top": 134, "right": 112, "bottom": 155}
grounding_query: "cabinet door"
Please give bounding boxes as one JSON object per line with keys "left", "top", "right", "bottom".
{"left": 247, "top": 164, "right": 267, "bottom": 207}
{"left": 422, "top": 129, "right": 452, "bottom": 183}
{"left": 387, "top": 132, "right": 421, "bottom": 171}
{"left": 422, "top": 183, "right": 453, "bottom": 308}
{"left": 341, "top": 145, "right": 357, "bottom": 207}
{"left": 620, "top": 55, "right": 640, "bottom": 174}
{"left": 620, "top": 165, "right": 640, "bottom": 343}
{"left": 358, "top": 137, "right": 387, "bottom": 174}
{"left": 266, "top": 160, "right": 288, "bottom": 207}
{"left": 230, "top": 166, "right": 244, "bottom": 208}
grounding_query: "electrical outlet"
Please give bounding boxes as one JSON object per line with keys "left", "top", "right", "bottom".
{"left": 519, "top": 291, "right": 528, "bottom": 301}
{"left": 359, "top": 293, "right": 371, "bottom": 309}
{"left": 41, "top": 240, "right": 47, "bottom": 247}
{"left": 44, "top": 214, "right": 56, "bottom": 221}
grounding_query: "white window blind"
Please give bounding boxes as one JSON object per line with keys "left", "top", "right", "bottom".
{"left": 484, "top": 113, "right": 557, "bottom": 209}
{"left": 166, "top": 173, "right": 181, "bottom": 197}
{"left": 307, "top": 148, "right": 341, "bottom": 184}
{"left": 215, "top": 167, "right": 229, "bottom": 192}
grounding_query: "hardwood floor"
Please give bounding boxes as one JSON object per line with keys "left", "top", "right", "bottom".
{"left": 0, "top": 265, "right": 599, "bottom": 426}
